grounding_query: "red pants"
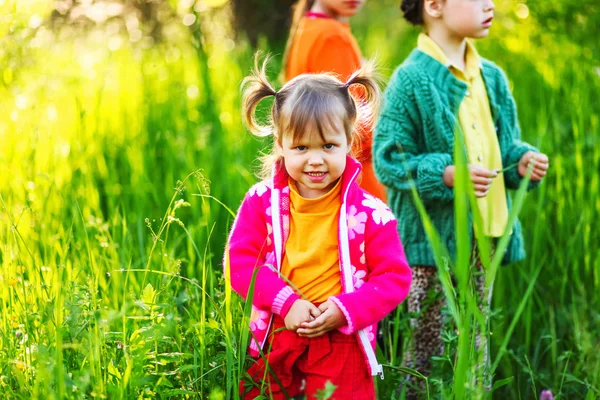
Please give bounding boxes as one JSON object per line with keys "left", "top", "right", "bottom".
{"left": 241, "top": 317, "right": 375, "bottom": 399}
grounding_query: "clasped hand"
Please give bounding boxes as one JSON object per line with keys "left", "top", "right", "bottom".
{"left": 283, "top": 299, "right": 346, "bottom": 338}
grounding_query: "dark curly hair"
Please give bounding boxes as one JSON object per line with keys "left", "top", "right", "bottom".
{"left": 400, "top": 0, "right": 424, "bottom": 25}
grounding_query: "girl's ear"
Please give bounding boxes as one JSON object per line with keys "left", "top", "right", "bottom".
{"left": 274, "top": 137, "right": 284, "bottom": 156}
{"left": 424, "top": 0, "right": 443, "bottom": 19}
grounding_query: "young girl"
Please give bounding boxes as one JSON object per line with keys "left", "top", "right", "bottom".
{"left": 373, "top": 0, "right": 549, "bottom": 395}
{"left": 282, "top": 0, "right": 387, "bottom": 202}
{"left": 226, "top": 58, "right": 412, "bottom": 399}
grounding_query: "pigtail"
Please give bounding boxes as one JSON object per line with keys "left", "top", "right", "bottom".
{"left": 281, "top": 0, "right": 314, "bottom": 82}
{"left": 343, "top": 59, "right": 382, "bottom": 129}
{"left": 241, "top": 55, "right": 283, "bottom": 180}
{"left": 241, "top": 54, "right": 278, "bottom": 137}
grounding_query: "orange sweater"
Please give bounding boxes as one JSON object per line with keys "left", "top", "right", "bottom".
{"left": 285, "top": 14, "right": 387, "bottom": 201}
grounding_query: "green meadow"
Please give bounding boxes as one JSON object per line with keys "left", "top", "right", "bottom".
{"left": 0, "top": 0, "right": 598, "bottom": 398}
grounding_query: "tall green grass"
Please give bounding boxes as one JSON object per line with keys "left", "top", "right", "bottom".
{"left": 1, "top": 0, "right": 599, "bottom": 398}
{"left": 0, "top": 3, "right": 260, "bottom": 397}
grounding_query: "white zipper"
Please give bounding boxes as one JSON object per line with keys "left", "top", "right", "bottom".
{"left": 338, "top": 169, "right": 384, "bottom": 378}
{"left": 271, "top": 187, "right": 282, "bottom": 270}
{"left": 258, "top": 183, "right": 282, "bottom": 352}
{"left": 358, "top": 329, "right": 384, "bottom": 378}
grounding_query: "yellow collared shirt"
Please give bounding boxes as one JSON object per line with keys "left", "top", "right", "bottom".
{"left": 418, "top": 33, "right": 509, "bottom": 237}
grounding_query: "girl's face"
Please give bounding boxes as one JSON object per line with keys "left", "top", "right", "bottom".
{"left": 314, "top": 0, "right": 366, "bottom": 19}
{"left": 439, "top": 0, "right": 495, "bottom": 39}
{"left": 277, "top": 120, "right": 350, "bottom": 199}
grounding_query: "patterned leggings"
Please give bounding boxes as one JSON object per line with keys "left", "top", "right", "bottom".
{"left": 402, "top": 245, "right": 494, "bottom": 398}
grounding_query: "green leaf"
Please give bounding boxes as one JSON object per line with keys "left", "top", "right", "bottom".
{"left": 314, "top": 381, "right": 337, "bottom": 400}
{"left": 165, "top": 389, "right": 200, "bottom": 396}
{"left": 107, "top": 361, "right": 122, "bottom": 380}
{"left": 142, "top": 283, "right": 156, "bottom": 305}
{"left": 492, "top": 376, "right": 514, "bottom": 391}
{"left": 206, "top": 319, "right": 219, "bottom": 330}
{"left": 208, "top": 387, "right": 226, "bottom": 400}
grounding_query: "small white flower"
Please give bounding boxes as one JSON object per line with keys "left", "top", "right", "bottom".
{"left": 351, "top": 265, "right": 366, "bottom": 289}
{"left": 362, "top": 194, "right": 395, "bottom": 225}
{"left": 249, "top": 182, "right": 268, "bottom": 198}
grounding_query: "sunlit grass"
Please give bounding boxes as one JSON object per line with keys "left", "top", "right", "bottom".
{"left": 1, "top": 1, "right": 599, "bottom": 398}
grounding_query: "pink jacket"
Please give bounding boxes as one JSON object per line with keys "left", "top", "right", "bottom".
{"left": 225, "top": 156, "right": 412, "bottom": 376}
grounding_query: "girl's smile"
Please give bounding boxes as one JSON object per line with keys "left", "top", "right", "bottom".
{"left": 305, "top": 171, "right": 328, "bottom": 182}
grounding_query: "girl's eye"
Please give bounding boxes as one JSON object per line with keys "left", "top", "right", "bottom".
{"left": 324, "top": 143, "right": 335, "bottom": 149}
{"left": 295, "top": 146, "right": 307, "bottom": 151}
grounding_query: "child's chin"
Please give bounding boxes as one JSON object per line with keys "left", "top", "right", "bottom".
{"left": 473, "top": 29, "right": 492, "bottom": 38}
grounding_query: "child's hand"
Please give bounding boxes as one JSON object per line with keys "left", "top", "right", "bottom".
{"left": 443, "top": 165, "right": 497, "bottom": 198}
{"left": 296, "top": 300, "right": 346, "bottom": 338}
{"left": 518, "top": 151, "right": 549, "bottom": 181}
{"left": 284, "top": 300, "right": 321, "bottom": 332}
{"left": 469, "top": 165, "right": 498, "bottom": 197}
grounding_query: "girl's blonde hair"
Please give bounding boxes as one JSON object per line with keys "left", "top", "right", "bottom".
{"left": 281, "top": 0, "right": 314, "bottom": 82}
{"left": 242, "top": 55, "right": 381, "bottom": 179}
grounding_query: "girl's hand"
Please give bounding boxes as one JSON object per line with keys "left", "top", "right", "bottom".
{"left": 518, "top": 151, "right": 549, "bottom": 181}
{"left": 443, "top": 165, "right": 498, "bottom": 198}
{"left": 296, "top": 300, "right": 346, "bottom": 338}
{"left": 284, "top": 300, "right": 321, "bottom": 332}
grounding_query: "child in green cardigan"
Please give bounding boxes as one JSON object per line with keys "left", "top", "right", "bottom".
{"left": 373, "top": 0, "right": 549, "bottom": 396}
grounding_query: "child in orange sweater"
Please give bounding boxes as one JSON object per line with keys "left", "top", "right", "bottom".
{"left": 282, "top": 0, "right": 387, "bottom": 202}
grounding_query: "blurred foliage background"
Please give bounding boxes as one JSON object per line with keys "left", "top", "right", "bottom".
{"left": 0, "top": 0, "right": 599, "bottom": 398}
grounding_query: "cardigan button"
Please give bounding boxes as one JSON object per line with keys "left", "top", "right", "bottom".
{"left": 472, "top": 123, "right": 477, "bottom": 129}
{"left": 466, "top": 90, "right": 471, "bottom": 96}
{"left": 477, "top": 155, "right": 483, "bottom": 162}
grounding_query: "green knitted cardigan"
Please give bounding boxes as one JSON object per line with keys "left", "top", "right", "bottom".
{"left": 373, "top": 49, "right": 539, "bottom": 267}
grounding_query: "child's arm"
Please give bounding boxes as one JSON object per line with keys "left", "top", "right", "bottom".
{"left": 328, "top": 216, "right": 412, "bottom": 334}
{"left": 373, "top": 70, "right": 454, "bottom": 202}
{"left": 227, "top": 186, "right": 300, "bottom": 319}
